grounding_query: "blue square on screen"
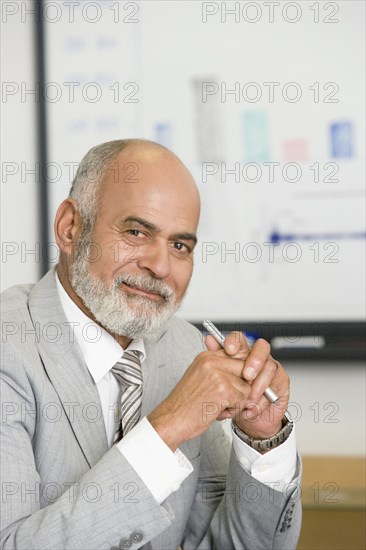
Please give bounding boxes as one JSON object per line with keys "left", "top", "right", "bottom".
{"left": 330, "top": 122, "right": 354, "bottom": 158}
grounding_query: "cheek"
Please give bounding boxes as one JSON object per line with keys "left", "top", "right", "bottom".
{"left": 173, "top": 262, "right": 193, "bottom": 297}
{"left": 91, "top": 241, "right": 138, "bottom": 277}
{"left": 108, "top": 241, "right": 140, "bottom": 266}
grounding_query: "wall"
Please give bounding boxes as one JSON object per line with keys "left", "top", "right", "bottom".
{"left": 286, "top": 362, "right": 365, "bottom": 456}
{"left": 1, "top": 0, "right": 40, "bottom": 291}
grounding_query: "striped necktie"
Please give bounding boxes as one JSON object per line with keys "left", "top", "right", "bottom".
{"left": 112, "top": 350, "right": 143, "bottom": 443}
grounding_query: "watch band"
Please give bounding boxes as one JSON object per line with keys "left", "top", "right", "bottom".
{"left": 233, "top": 412, "right": 294, "bottom": 452}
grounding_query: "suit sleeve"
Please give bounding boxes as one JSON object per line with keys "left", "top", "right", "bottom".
{"left": 181, "top": 422, "right": 302, "bottom": 550}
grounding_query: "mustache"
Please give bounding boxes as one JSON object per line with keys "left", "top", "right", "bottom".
{"left": 113, "top": 273, "right": 174, "bottom": 301}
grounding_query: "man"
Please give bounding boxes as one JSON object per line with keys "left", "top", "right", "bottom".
{"left": 1, "top": 139, "right": 301, "bottom": 549}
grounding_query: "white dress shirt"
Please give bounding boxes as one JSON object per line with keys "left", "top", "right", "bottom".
{"left": 56, "top": 274, "right": 297, "bottom": 504}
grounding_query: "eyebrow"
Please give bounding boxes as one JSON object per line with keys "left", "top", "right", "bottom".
{"left": 123, "top": 216, "right": 197, "bottom": 246}
{"left": 124, "top": 216, "right": 157, "bottom": 231}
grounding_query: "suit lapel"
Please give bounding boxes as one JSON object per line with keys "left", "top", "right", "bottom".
{"left": 142, "top": 332, "right": 203, "bottom": 460}
{"left": 141, "top": 334, "right": 180, "bottom": 418}
{"left": 28, "top": 269, "right": 108, "bottom": 468}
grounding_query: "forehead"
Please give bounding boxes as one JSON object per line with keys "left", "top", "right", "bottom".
{"left": 96, "top": 145, "right": 200, "bottom": 232}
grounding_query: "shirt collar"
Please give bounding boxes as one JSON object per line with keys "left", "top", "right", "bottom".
{"left": 55, "top": 272, "right": 146, "bottom": 384}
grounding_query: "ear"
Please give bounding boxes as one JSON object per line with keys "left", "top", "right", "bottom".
{"left": 54, "top": 199, "right": 83, "bottom": 258}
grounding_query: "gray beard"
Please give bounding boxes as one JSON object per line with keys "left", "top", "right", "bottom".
{"left": 70, "top": 235, "right": 182, "bottom": 341}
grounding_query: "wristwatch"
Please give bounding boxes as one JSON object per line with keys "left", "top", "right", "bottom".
{"left": 232, "top": 412, "right": 294, "bottom": 452}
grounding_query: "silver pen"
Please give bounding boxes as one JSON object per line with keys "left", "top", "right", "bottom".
{"left": 203, "top": 320, "right": 280, "bottom": 403}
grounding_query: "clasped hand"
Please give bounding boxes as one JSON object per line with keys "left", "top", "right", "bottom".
{"left": 148, "top": 332, "right": 289, "bottom": 452}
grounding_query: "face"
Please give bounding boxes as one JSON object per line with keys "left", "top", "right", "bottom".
{"left": 70, "top": 145, "right": 200, "bottom": 340}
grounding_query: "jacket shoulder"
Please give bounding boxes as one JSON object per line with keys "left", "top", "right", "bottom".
{"left": 166, "top": 316, "right": 203, "bottom": 342}
{"left": 1, "top": 283, "right": 34, "bottom": 318}
{"left": 157, "top": 316, "right": 206, "bottom": 360}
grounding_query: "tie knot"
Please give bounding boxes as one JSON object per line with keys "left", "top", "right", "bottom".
{"left": 123, "top": 349, "right": 143, "bottom": 363}
{"left": 112, "top": 350, "right": 143, "bottom": 388}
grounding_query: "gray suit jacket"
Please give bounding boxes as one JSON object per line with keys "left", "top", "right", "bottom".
{"left": 1, "top": 270, "right": 302, "bottom": 549}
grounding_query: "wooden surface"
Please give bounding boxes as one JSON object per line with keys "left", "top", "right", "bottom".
{"left": 301, "top": 456, "right": 366, "bottom": 508}
{"left": 298, "top": 509, "right": 365, "bottom": 550}
{"left": 298, "top": 456, "right": 365, "bottom": 550}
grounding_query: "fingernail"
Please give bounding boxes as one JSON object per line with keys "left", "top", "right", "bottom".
{"left": 245, "top": 366, "right": 255, "bottom": 380}
{"left": 227, "top": 343, "right": 236, "bottom": 353}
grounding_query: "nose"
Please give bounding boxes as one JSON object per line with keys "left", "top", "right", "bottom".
{"left": 137, "top": 240, "right": 171, "bottom": 280}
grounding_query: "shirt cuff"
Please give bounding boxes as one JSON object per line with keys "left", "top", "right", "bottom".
{"left": 231, "top": 422, "right": 297, "bottom": 491}
{"left": 116, "top": 416, "right": 193, "bottom": 503}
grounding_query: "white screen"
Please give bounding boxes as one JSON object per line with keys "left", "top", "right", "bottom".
{"left": 43, "top": 0, "right": 365, "bottom": 321}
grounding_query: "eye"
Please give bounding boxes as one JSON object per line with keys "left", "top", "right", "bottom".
{"left": 127, "top": 229, "right": 143, "bottom": 237}
{"left": 174, "top": 242, "right": 190, "bottom": 252}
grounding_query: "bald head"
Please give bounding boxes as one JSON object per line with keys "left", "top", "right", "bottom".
{"left": 69, "top": 139, "right": 200, "bottom": 230}
{"left": 97, "top": 140, "right": 200, "bottom": 230}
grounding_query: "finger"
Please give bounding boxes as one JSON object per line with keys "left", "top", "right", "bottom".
{"left": 217, "top": 403, "right": 247, "bottom": 421}
{"left": 247, "top": 358, "right": 280, "bottom": 402}
{"left": 242, "top": 338, "right": 271, "bottom": 381}
{"left": 213, "top": 374, "right": 251, "bottom": 418}
{"left": 207, "top": 354, "right": 249, "bottom": 380}
{"left": 205, "top": 331, "right": 252, "bottom": 359}
{"left": 217, "top": 410, "right": 235, "bottom": 421}
{"left": 205, "top": 334, "right": 224, "bottom": 351}
{"left": 244, "top": 393, "right": 286, "bottom": 426}
{"left": 225, "top": 371, "right": 251, "bottom": 398}
{"left": 223, "top": 331, "right": 251, "bottom": 359}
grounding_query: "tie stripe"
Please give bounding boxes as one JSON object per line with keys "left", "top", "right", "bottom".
{"left": 111, "top": 350, "right": 143, "bottom": 443}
